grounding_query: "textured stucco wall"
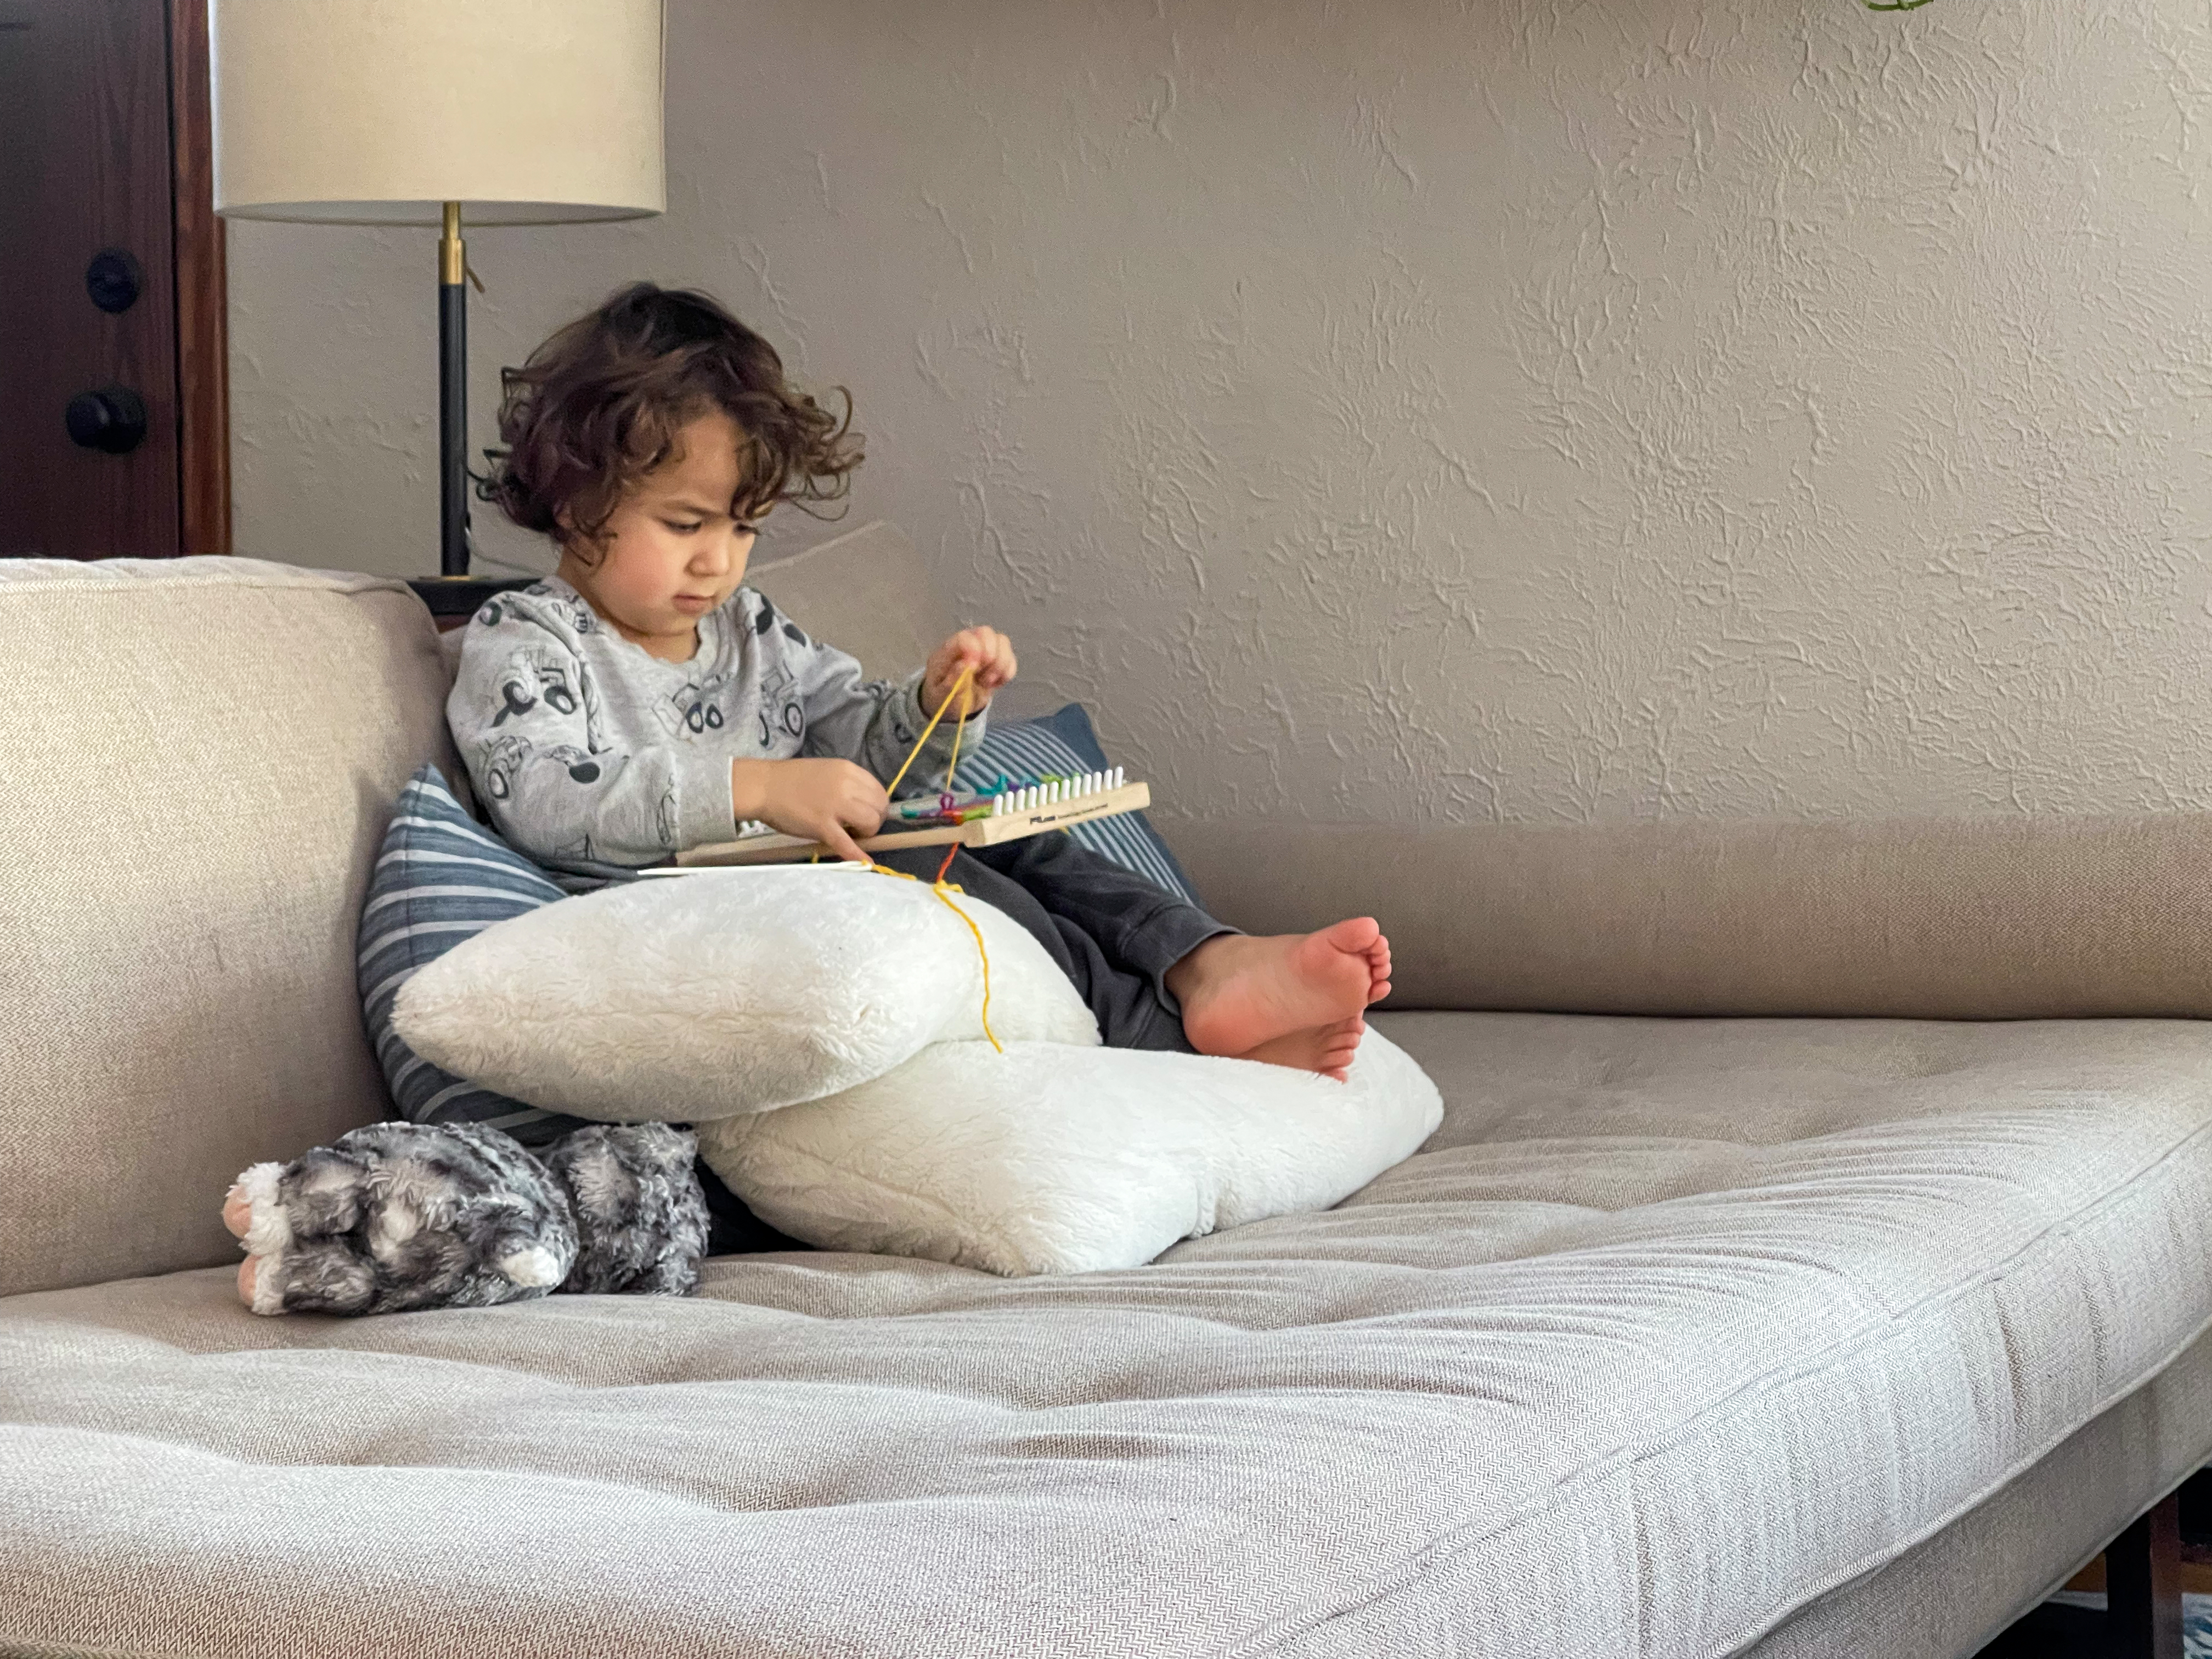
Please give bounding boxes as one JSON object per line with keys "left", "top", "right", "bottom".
{"left": 228, "top": 0, "right": 2212, "bottom": 824}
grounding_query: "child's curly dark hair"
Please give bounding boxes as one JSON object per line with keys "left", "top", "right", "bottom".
{"left": 479, "top": 283, "right": 863, "bottom": 552}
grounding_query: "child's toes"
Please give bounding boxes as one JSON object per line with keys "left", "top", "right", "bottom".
{"left": 1316, "top": 1015, "right": 1366, "bottom": 1080}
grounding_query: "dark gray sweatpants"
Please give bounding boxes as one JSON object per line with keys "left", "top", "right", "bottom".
{"left": 698, "top": 834, "right": 1237, "bottom": 1251}
{"left": 873, "top": 832, "right": 1234, "bottom": 1053}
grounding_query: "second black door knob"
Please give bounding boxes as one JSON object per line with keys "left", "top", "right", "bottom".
{"left": 65, "top": 386, "right": 148, "bottom": 454}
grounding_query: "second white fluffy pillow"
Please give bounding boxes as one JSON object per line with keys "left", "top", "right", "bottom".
{"left": 391, "top": 866, "right": 1099, "bottom": 1122}
{"left": 696, "top": 1030, "right": 1444, "bottom": 1276}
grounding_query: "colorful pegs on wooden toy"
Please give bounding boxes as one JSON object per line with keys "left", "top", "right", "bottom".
{"left": 678, "top": 768, "right": 1150, "bottom": 867}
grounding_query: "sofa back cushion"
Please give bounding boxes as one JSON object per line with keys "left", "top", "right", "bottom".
{"left": 0, "top": 557, "right": 460, "bottom": 1297}
{"left": 748, "top": 519, "right": 955, "bottom": 678}
{"left": 1167, "top": 812, "right": 2212, "bottom": 1019}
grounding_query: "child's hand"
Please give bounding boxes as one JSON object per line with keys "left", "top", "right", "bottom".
{"left": 923, "top": 627, "right": 1017, "bottom": 715}
{"left": 731, "top": 758, "right": 888, "bottom": 864}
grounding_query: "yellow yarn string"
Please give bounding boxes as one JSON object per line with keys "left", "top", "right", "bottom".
{"left": 944, "top": 672, "right": 974, "bottom": 782}
{"left": 865, "top": 862, "right": 1000, "bottom": 1053}
{"left": 883, "top": 664, "right": 977, "bottom": 800}
{"left": 865, "top": 660, "right": 1000, "bottom": 1051}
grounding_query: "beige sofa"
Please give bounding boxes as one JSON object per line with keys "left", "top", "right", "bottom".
{"left": 4, "top": 528, "right": 2211, "bottom": 1658}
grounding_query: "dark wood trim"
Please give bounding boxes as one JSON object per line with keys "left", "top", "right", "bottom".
{"left": 2106, "top": 1491, "right": 2183, "bottom": 1659}
{"left": 167, "top": 0, "right": 228, "bottom": 556}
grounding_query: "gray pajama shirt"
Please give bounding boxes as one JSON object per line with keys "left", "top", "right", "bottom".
{"left": 448, "top": 575, "right": 975, "bottom": 877}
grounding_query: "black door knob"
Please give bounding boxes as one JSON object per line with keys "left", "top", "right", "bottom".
{"left": 65, "top": 386, "right": 148, "bottom": 454}
{"left": 85, "top": 248, "right": 142, "bottom": 313}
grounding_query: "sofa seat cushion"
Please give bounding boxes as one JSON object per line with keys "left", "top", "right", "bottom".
{"left": 7, "top": 1012, "right": 2212, "bottom": 1658}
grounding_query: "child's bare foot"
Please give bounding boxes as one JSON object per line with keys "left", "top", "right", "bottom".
{"left": 1168, "top": 918, "right": 1391, "bottom": 1060}
{"left": 1238, "top": 1015, "right": 1366, "bottom": 1081}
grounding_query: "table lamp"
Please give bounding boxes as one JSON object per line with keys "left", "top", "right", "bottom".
{"left": 210, "top": 0, "right": 666, "bottom": 615}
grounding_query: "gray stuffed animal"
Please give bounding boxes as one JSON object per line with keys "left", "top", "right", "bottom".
{"left": 224, "top": 1120, "right": 710, "bottom": 1316}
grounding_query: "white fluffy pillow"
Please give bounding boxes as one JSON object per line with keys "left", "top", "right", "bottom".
{"left": 391, "top": 866, "right": 1099, "bottom": 1123}
{"left": 697, "top": 1031, "right": 1443, "bottom": 1276}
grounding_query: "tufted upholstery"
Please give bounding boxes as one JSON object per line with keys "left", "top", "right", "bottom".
{"left": 7, "top": 1011, "right": 2212, "bottom": 1656}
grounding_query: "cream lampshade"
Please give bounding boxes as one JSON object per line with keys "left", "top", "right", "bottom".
{"left": 210, "top": 0, "right": 667, "bottom": 597}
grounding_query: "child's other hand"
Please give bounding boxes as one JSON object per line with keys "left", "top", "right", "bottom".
{"left": 923, "top": 627, "right": 1017, "bottom": 715}
{"left": 731, "top": 758, "right": 888, "bottom": 864}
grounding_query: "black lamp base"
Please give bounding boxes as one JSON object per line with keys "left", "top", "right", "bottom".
{"left": 438, "top": 201, "right": 474, "bottom": 579}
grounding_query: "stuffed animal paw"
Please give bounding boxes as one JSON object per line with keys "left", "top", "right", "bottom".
{"left": 223, "top": 1120, "right": 709, "bottom": 1316}
{"left": 541, "top": 1123, "right": 713, "bottom": 1295}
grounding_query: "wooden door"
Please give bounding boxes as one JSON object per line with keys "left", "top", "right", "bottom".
{"left": 0, "top": 0, "right": 228, "bottom": 560}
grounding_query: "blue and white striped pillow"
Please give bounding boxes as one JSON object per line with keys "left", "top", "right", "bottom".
{"left": 357, "top": 765, "right": 591, "bottom": 1150}
{"left": 952, "top": 704, "right": 1200, "bottom": 906}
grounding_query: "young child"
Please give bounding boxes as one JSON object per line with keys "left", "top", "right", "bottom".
{"left": 452, "top": 282, "right": 1391, "bottom": 1079}
{"left": 222, "top": 283, "right": 1393, "bottom": 1315}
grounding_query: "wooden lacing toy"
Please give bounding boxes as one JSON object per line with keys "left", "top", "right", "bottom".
{"left": 676, "top": 673, "right": 1153, "bottom": 869}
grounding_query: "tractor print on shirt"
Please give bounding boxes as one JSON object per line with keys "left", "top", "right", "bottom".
{"left": 653, "top": 668, "right": 735, "bottom": 740}
{"left": 476, "top": 734, "right": 531, "bottom": 803}
{"left": 541, "top": 744, "right": 603, "bottom": 786}
{"left": 476, "top": 735, "right": 603, "bottom": 802}
{"left": 492, "top": 647, "right": 583, "bottom": 727}
{"left": 750, "top": 659, "right": 806, "bottom": 752}
{"left": 753, "top": 594, "right": 811, "bottom": 650}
